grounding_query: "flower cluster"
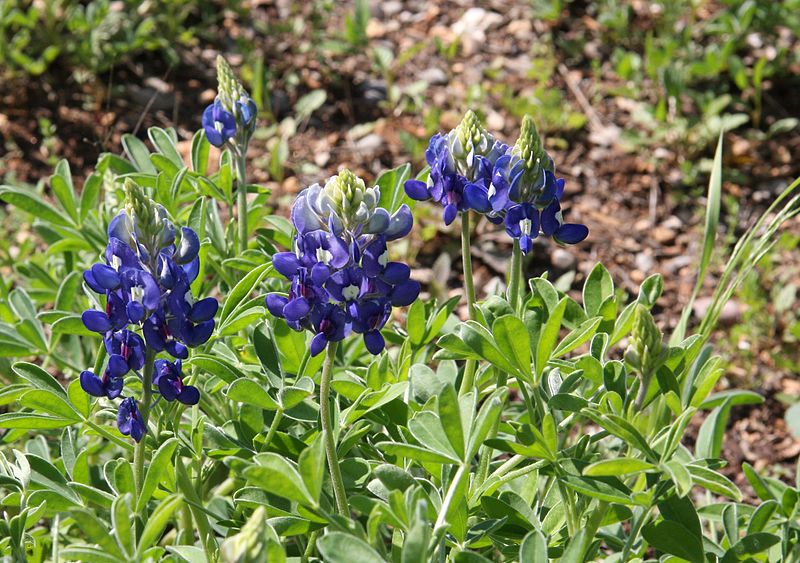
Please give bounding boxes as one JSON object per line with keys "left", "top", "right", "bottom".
{"left": 202, "top": 55, "right": 257, "bottom": 150}
{"left": 80, "top": 181, "right": 216, "bottom": 441}
{"left": 266, "top": 170, "right": 420, "bottom": 356}
{"left": 404, "top": 112, "right": 588, "bottom": 252}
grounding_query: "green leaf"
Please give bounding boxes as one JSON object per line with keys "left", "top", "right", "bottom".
{"left": 519, "top": 530, "right": 548, "bottom": 562}
{"left": 671, "top": 132, "right": 722, "bottom": 345}
{"left": 696, "top": 397, "right": 733, "bottom": 458}
{"left": 460, "top": 321, "right": 520, "bottom": 377}
{"left": 722, "top": 533, "right": 781, "bottom": 562}
{"left": 79, "top": 173, "right": 102, "bottom": 223}
{"left": 642, "top": 520, "right": 705, "bottom": 563}
{"left": 27, "top": 454, "right": 81, "bottom": 505}
{"left": 375, "top": 442, "right": 458, "bottom": 464}
{"left": 317, "top": 532, "right": 384, "bottom": 563}
{"left": 742, "top": 462, "right": 774, "bottom": 501}
{"left": 191, "top": 129, "right": 210, "bottom": 175}
{"left": 437, "top": 385, "right": 465, "bottom": 460}
{"left": 583, "top": 264, "right": 614, "bottom": 317}
{"left": 50, "top": 160, "right": 78, "bottom": 223}
{"left": 69, "top": 510, "right": 123, "bottom": 559}
{"left": 493, "top": 315, "right": 531, "bottom": 378}
{"left": 583, "top": 458, "right": 656, "bottom": 477}
{"left": 0, "top": 412, "right": 73, "bottom": 429}
{"left": 220, "top": 263, "right": 272, "bottom": 325}
{"left": 19, "top": 389, "right": 81, "bottom": 421}
{"left": 148, "top": 127, "right": 184, "bottom": 168}
{"left": 686, "top": 464, "right": 741, "bottom": 501}
{"left": 136, "top": 438, "right": 178, "bottom": 512}
{"left": 226, "top": 379, "right": 280, "bottom": 410}
{"left": 553, "top": 316, "right": 602, "bottom": 358}
{"left": 0, "top": 185, "right": 73, "bottom": 226}
{"left": 466, "top": 388, "right": 505, "bottom": 459}
{"left": 137, "top": 494, "right": 183, "bottom": 554}
{"left": 122, "top": 134, "right": 157, "bottom": 174}
{"left": 298, "top": 435, "right": 325, "bottom": 504}
{"left": 12, "top": 361, "right": 67, "bottom": 397}
{"left": 560, "top": 475, "right": 632, "bottom": 504}
{"left": 244, "top": 454, "right": 316, "bottom": 507}
{"left": 536, "top": 298, "right": 567, "bottom": 379}
{"left": 376, "top": 163, "right": 412, "bottom": 213}
{"left": 406, "top": 300, "right": 426, "bottom": 347}
{"left": 664, "top": 460, "right": 693, "bottom": 497}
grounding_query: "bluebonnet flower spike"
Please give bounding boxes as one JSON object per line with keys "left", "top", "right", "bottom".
{"left": 404, "top": 110, "right": 508, "bottom": 225}
{"left": 202, "top": 55, "right": 258, "bottom": 151}
{"left": 267, "top": 169, "right": 420, "bottom": 356}
{"left": 79, "top": 180, "right": 217, "bottom": 440}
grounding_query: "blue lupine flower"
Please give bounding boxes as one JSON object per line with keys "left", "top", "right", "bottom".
{"left": 153, "top": 359, "right": 200, "bottom": 405}
{"left": 203, "top": 56, "right": 258, "bottom": 150}
{"left": 404, "top": 111, "right": 508, "bottom": 225}
{"left": 267, "top": 170, "right": 420, "bottom": 356}
{"left": 117, "top": 397, "right": 146, "bottom": 442}
{"left": 80, "top": 182, "right": 217, "bottom": 440}
{"left": 202, "top": 100, "right": 237, "bottom": 148}
{"left": 492, "top": 115, "right": 588, "bottom": 253}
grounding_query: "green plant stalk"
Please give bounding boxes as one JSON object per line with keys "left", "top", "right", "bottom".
{"left": 235, "top": 149, "right": 248, "bottom": 256}
{"left": 133, "top": 349, "right": 156, "bottom": 501}
{"left": 176, "top": 457, "right": 218, "bottom": 560}
{"left": 260, "top": 408, "right": 283, "bottom": 452}
{"left": 320, "top": 342, "right": 348, "bottom": 515}
{"left": 459, "top": 212, "right": 478, "bottom": 395}
{"left": 434, "top": 463, "right": 468, "bottom": 531}
{"left": 508, "top": 240, "right": 522, "bottom": 312}
{"left": 621, "top": 505, "right": 653, "bottom": 561}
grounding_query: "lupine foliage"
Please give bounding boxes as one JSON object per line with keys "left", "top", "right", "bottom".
{"left": 0, "top": 58, "right": 800, "bottom": 563}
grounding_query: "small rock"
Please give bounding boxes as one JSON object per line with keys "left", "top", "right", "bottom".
{"left": 693, "top": 297, "right": 742, "bottom": 325}
{"left": 314, "top": 151, "right": 330, "bottom": 167}
{"left": 200, "top": 89, "right": 216, "bottom": 104}
{"left": 380, "top": 1, "right": 402, "bottom": 17}
{"left": 652, "top": 226, "right": 676, "bottom": 244}
{"left": 551, "top": 248, "right": 576, "bottom": 270}
{"left": 635, "top": 252, "right": 655, "bottom": 272}
{"left": 486, "top": 111, "right": 505, "bottom": 132}
{"left": 662, "top": 215, "right": 683, "bottom": 230}
{"left": 354, "top": 133, "right": 384, "bottom": 156}
{"left": 418, "top": 67, "right": 448, "bottom": 86}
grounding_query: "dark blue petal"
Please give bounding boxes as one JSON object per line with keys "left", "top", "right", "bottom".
{"left": 83, "top": 270, "right": 105, "bottom": 294}
{"left": 540, "top": 203, "right": 560, "bottom": 236}
{"left": 390, "top": 280, "right": 420, "bottom": 307}
{"left": 265, "top": 294, "right": 288, "bottom": 317}
{"left": 284, "top": 297, "right": 311, "bottom": 322}
{"left": 126, "top": 301, "right": 145, "bottom": 323}
{"left": 175, "top": 227, "right": 200, "bottom": 264}
{"left": 364, "top": 208, "right": 390, "bottom": 234}
{"left": 80, "top": 371, "right": 105, "bottom": 397}
{"left": 82, "top": 310, "right": 112, "bottom": 333}
{"left": 158, "top": 376, "right": 180, "bottom": 401}
{"left": 443, "top": 203, "right": 458, "bottom": 226}
{"left": 382, "top": 262, "right": 410, "bottom": 284}
{"left": 178, "top": 385, "right": 200, "bottom": 405}
{"left": 91, "top": 264, "right": 121, "bottom": 290}
{"left": 106, "top": 376, "right": 124, "bottom": 399}
{"left": 310, "top": 332, "right": 328, "bottom": 357}
{"left": 107, "top": 354, "right": 129, "bottom": 378}
{"left": 463, "top": 183, "right": 491, "bottom": 213}
{"left": 167, "top": 341, "right": 189, "bottom": 360}
{"left": 190, "top": 298, "right": 218, "bottom": 323}
{"left": 182, "top": 256, "right": 200, "bottom": 283}
{"left": 404, "top": 180, "right": 430, "bottom": 201}
{"left": 272, "top": 252, "right": 301, "bottom": 278}
{"left": 364, "top": 330, "right": 385, "bottom": 355}
{"left": 520, "top": 234, "right": 533, "bottom": 255}
{"left": 555, "top": 224, "right": 589, "bottom": 245}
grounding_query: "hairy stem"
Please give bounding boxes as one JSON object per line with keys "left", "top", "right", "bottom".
{"left": 320, "top": 342, "right": 348, "bottom": 515}
{"left": 509, "top": 240, "right": 522, "bottom": 312}
{"left": 235, "top": 150, "right": 248, "bottom": 256}
{"left": 260, "top": 408, "right": 283, "bottom": 452}
{"left": 434, "top": 463, "right": 468, "bottom": 531}
{"left": 133, "top": 349, "right": 156, "bottom": 501}
{"left": 459, "top": 212, "right": 478, "bottom": 395}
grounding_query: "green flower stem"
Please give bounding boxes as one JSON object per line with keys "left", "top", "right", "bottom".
{"left": 133, "top": 349, "right": 156, "bottom": 501}
{"left": 176, "top": 456, "right": 218, "bottom": 560}
{"left": 235, "top": 149, "right": 248, "bottom": 256}
{"left": 459, "top": 212, "right": 478, "bottom": 395}
{"left": 85, "top": 420, "right": 134, "bottom": 452}
{"left": 434, "top": 463, "right": 468, "bottom": 531}
{"left": 320, "top": 342, "right": 348, "bottom": 515}
{"left": 260, "top": 408, "right": 283, "bottom": 452}
{"left": 621, "top": 505, "right": 653, "bottom": 561}
{"left": 508, "top": 240, "right": 522, "bottom": 312}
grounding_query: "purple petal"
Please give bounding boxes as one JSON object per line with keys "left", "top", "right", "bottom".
{"left": 178, "top": 385, "right": 200, "bottom": 405}
{"left": 272, "top": 252, "right": 301, "bottom": 278}
{"left": 91, "top": 264, "right": 121, "bottom": 290}
{"left": 404, "top": 180, "right": 430, "bottom": 201}
{"left": 80, "top": 371, "right": 105, "bottom": 397}
{"left": 190, "top": 298, "right": 218, "bottom": 323}
{"left": 443, "top": 204, "right": 458, "bottom": 226}
{"left": 382, "top": 262, "right": 410, "bottom": 284}
{"left": 310, "top": 332, "right": 328, "bottom": 357}
{"left": 364, "top": 330, "right": 385, "bottom": 355}
{"left": 175, "top": 227, "right": 200, "bottom": 264}
{"left": 283, "top": 297, "right": 311, "bottom": 322}
{"left": 390, "top": 280, "right": 420, "bottom": 307}
{"left": 384, "top": 205, "right": 413, "bottom": 241}
{"left": 82, "top": 310, "right": 112, "bottom": 333}
{"left": 555, "top": 224, "right": 589, "bottom": 245}
{"left": 265, "top": 294, "right": 289, "bottom": 317}
{"left": 83, "top": 270, "right": 105, "bottom": 294}
{"left": 107, "top": 354, "right": 129, "bottom": 378}
{"left": 463, "top": 183, "right": 491, "bottom": 213}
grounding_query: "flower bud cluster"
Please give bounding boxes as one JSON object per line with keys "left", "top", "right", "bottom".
{"left": 404, "top": 113, "right": 588, "bottom": 252}
{"left": 202, "top": 56, "right": 257, "bottom": 149}
{"left": 79, "top": 181, "right": 216, "bottom": 441}
{"left": 266, "top": 170, "right": 420, "bottom": 356}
